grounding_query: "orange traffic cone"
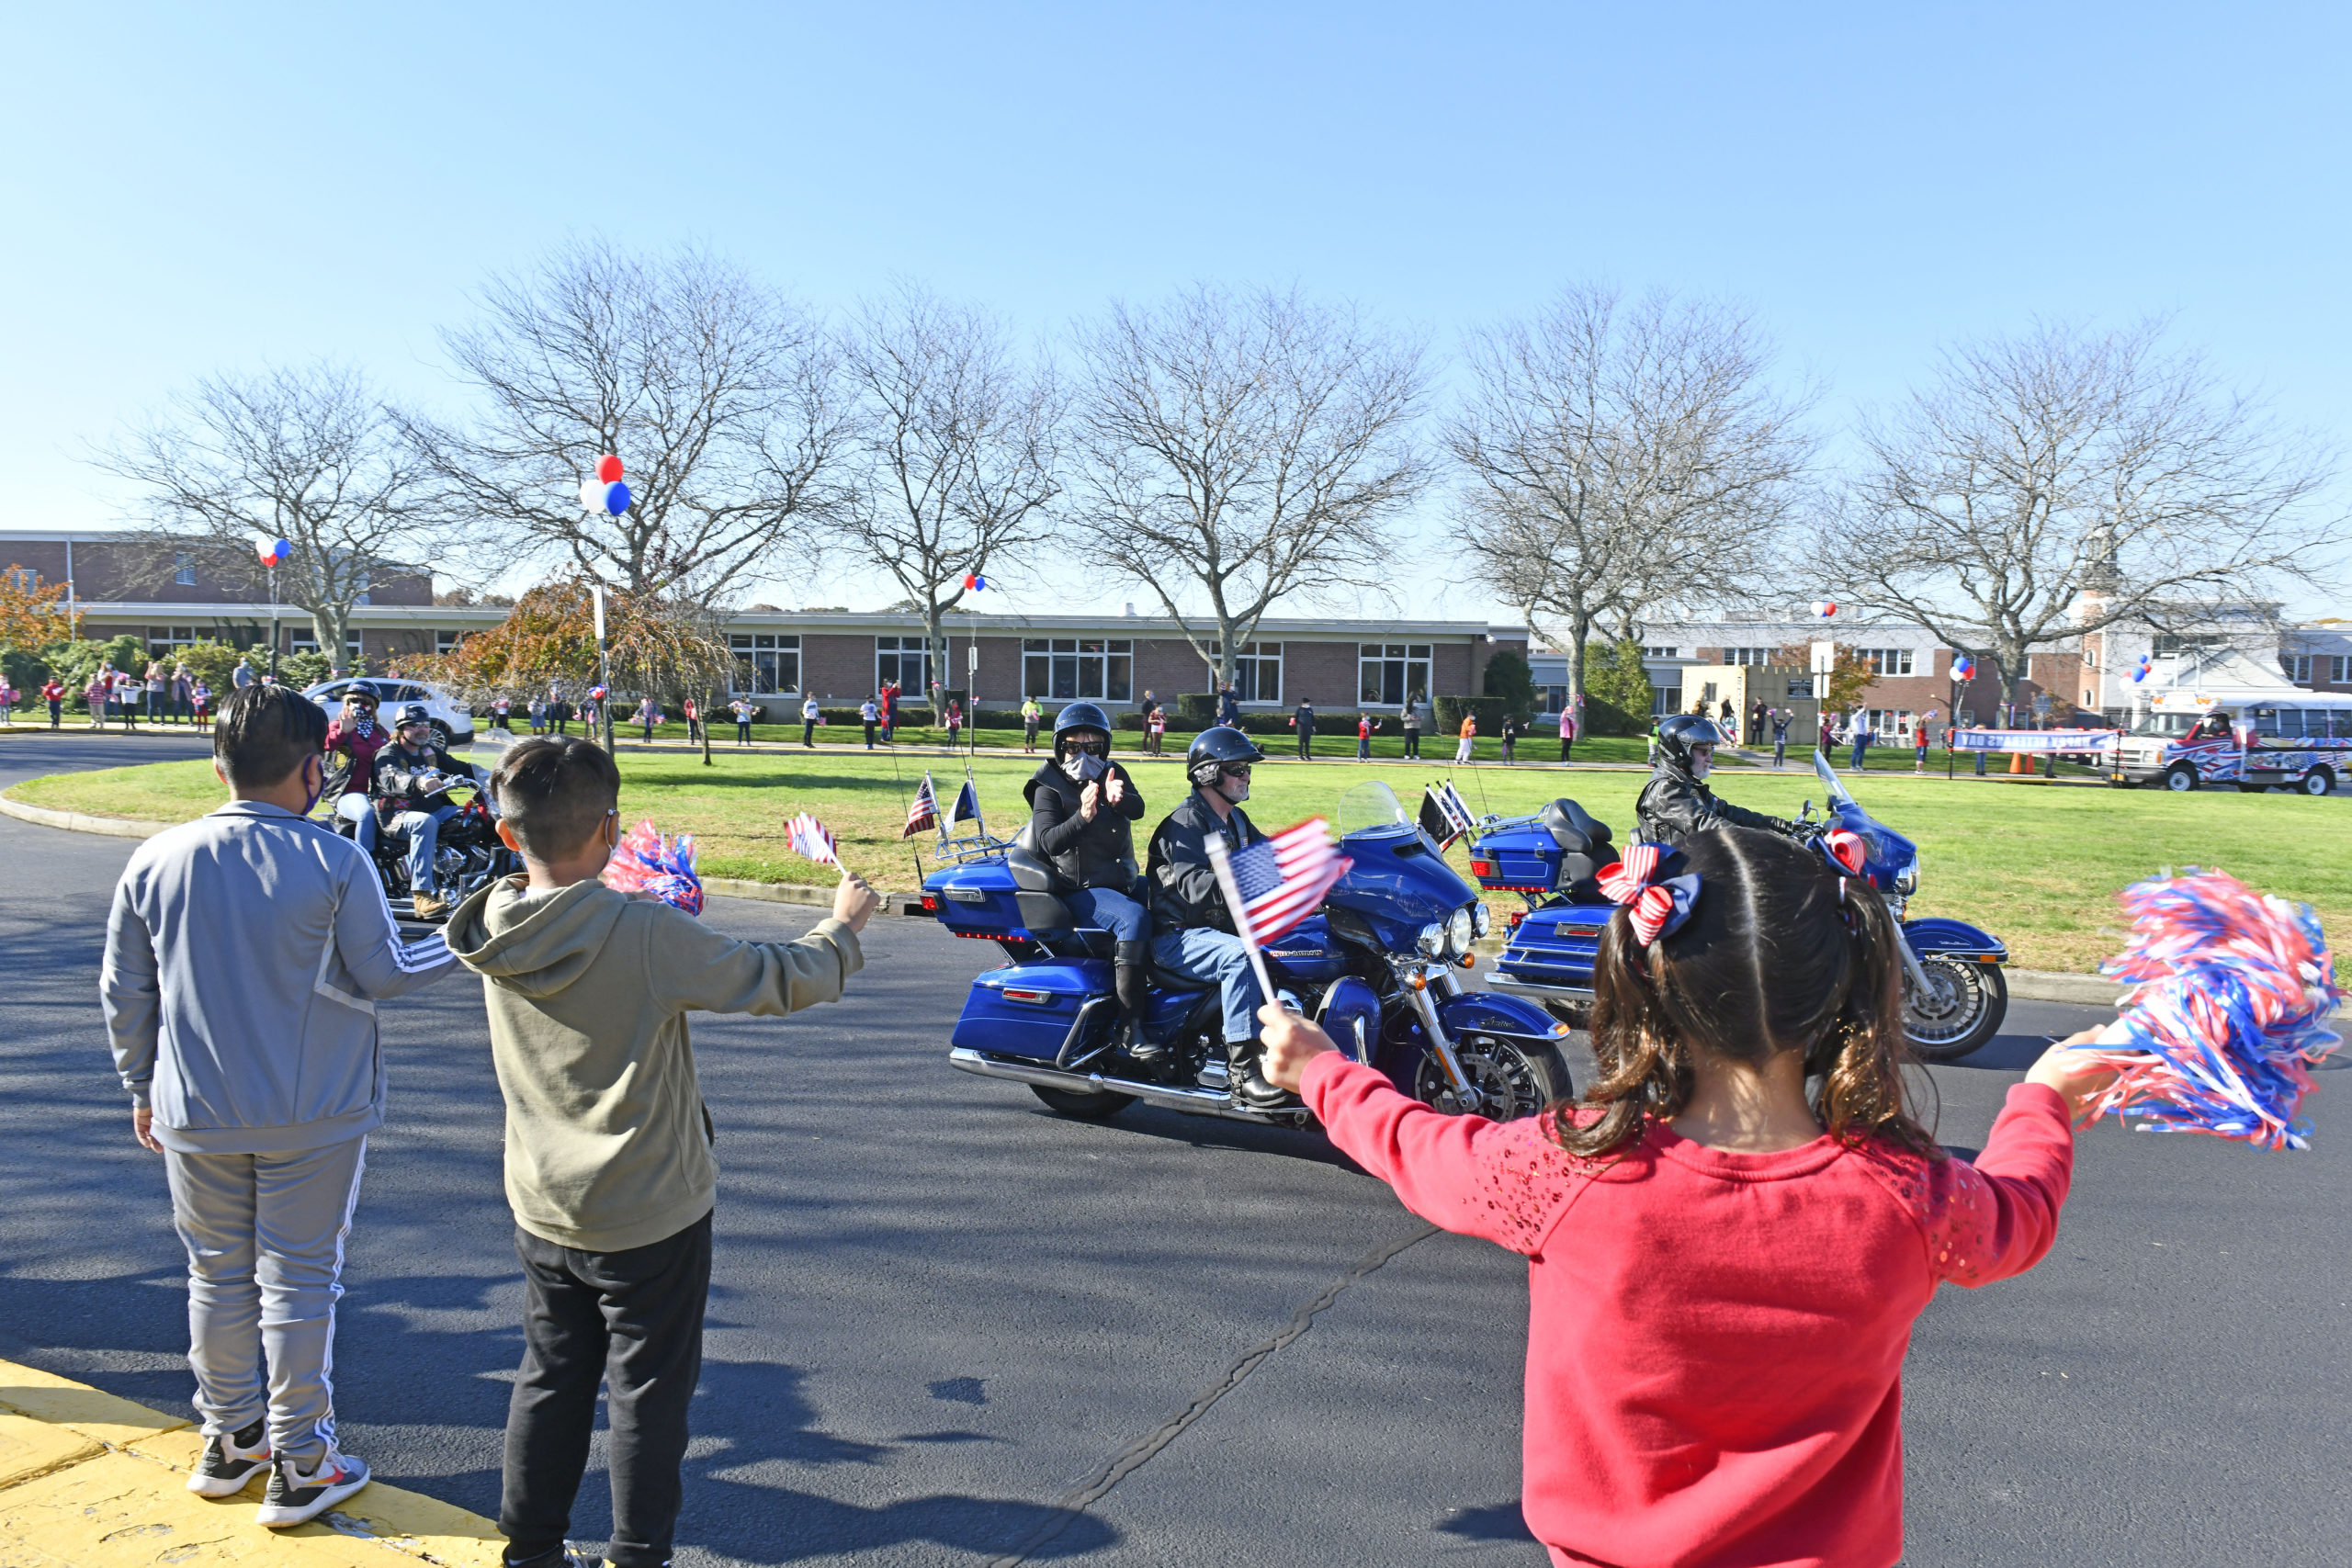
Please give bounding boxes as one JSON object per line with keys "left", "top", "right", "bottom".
{"left": 2008, "top": 750, "right": 2029, "bottom": 774}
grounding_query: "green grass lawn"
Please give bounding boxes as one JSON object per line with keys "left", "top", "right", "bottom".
{"left": 15, "top": 747, "right": 2346, "bottom": 974}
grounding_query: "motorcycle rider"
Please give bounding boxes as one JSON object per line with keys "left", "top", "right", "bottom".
{"left": 1024, "top": 703, "right": 1154, "bottom": 1064}
{"left": 1634, "top": 713, "right": 1803, "bottom": 848}
{"left": 373, "top": 704, "right": 481, "bottom": 919}
{"left": 1144, "top": 726, "right": 1289, "bottom": 1109}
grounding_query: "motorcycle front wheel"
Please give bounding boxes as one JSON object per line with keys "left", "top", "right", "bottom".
{"left": 1904, "top": 958, "right": 2008, "bottom": 1061}
{"left": 1413, "top": 1036, "right": 1570, "bottom": 1122}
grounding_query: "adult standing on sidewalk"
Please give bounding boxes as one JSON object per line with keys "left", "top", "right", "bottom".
{"left": 173, "top": 662, "right": 195, "bottom": 725}
{"left": 1455, "top": 711, "right": 1477, "bottom": 764}
{"left": 1401, "top": 696, "right": 1422, "bottom": 760}
{"left": 636, "top": 694, "right": 660, "bottom": 742}
{"left": 1558, "top": 706, "right": 1577, "bottom": 761}
{"left": 730, "top": 697, "right": 757, "bottom": 746}
{"left": 801, "top": 694, "right": 820, "bottom": 747}
{"left": 232, "top": 654, "right": 256, "bottom": 690}
{"left": 679, "top": 696, "right": 698, "bottom": 744}
{"left": 1022, "top": 696, "right": 1043, "bottom": 753}
{"left": 101, "top": 685, "right": 458, "bottom": 1528}
{"left": 860, "top": 696, "right": 879, "bottom": 750}
{"left": 1291, "top": 698, "right": 1316, "bottom": 760}
{"left": 1216, "top": 683, "right": 1240, "bottom": 728}
{"left": 1849, "top": 710, "right": 1872, "bottom": 772}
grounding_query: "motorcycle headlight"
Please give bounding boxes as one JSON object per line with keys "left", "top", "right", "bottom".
{"left": 1471, "top": 900, "right": 1491, "bottom": 938}
{"left": 1418, "top": 922, "right": 1446, "bottom": 957}
{"left": 1448, "top": 907, "right": 1476, "bottom": 955}
{"left": 1894, "top": 859, "right": 1919, "bottom": 896}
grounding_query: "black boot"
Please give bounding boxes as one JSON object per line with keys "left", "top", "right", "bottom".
{"left": 1114, "top": 942, "right": 1169, "bottom": 1075}
{"left": 1227, "top": 1037, "right": 1295, "bottom": 1110}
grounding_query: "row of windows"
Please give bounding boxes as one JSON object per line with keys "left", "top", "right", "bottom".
{"left": 2253, "top": 707, "right": 2352, "bottom": 738}
{"left": 2283, "top": 655, "right": 2352, "bottom": 684}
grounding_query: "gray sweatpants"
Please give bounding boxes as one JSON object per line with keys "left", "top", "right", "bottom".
{"left": 163, "top": 1135, "right": 368, "bottom": 1464}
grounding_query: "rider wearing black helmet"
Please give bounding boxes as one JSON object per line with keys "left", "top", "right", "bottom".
{"left": 1634, "top": 713, "right": 1798, "bottom": 848}
{"left": 1143, "top": 725, "right": 1290, "bottom": 1108}
{"left": 372, "top": 703, "right": 481, "bottom": 919}
{"left": 1025, "top": 702, "right": 1152, "bottom": 1055}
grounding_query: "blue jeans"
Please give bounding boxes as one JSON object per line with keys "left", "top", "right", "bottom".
{"left": 1065, "top": 886, "right": 1148, "bottom": 942}
{"left": 1152, "top": 928, "right": 1265, "bottom": 1044}
{"left": 1850, "top": 739, "right": 1868, "bottom": 770}
{"left": 388, "top": 805, "right": 458, "bottom": 894}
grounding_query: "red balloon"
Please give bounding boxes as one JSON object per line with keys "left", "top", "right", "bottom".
{"left": 596, "top": 454, "right": 625, "bottom": 483}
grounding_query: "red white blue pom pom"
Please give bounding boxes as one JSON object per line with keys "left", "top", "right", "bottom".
{"left": 2069, "top": 868, "right": 2341, "bottom": 1150}
{"left": 601, "top": 819, "right": 704, "bottom": 915}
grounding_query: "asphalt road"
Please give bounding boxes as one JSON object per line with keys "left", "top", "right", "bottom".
{"left": 2, "top": 730, "right": 2346, "bottom": 1566}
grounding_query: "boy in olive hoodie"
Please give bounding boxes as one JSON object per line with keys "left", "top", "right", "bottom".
{"left": 445, "top": 738, "right": 879, "bottom": 1568}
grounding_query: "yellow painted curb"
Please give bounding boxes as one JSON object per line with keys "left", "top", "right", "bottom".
{"left": 0, "top": 1357, "right": 502, "bottom": 1566}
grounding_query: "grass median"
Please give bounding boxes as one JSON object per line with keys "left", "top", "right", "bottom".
{"left": 12, "top": 745, "right": 2346, "bottom": 973}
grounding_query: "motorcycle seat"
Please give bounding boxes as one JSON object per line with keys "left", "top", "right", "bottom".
{"left": 1148, "top": 957, "right": 1212, "bottom": 994}
{"left": 1539, "top": 798, "right": 1613, "bottom": 854}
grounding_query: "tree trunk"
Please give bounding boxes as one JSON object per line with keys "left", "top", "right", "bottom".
{"left": 701, "top": 683, "right": 714, "bottom": 767}
{"left": 312, "top": 605, "right": 347, "bottom": 671}
{"left": 924, "top": 603, "right": 947, "bottom": 717}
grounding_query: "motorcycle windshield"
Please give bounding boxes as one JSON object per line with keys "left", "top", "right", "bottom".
{"left": 1813, "top": 750, "right": 1915, "bottom": 885}
{"left": 1336, "top": 781, "right": 1413, "bottom": 836}
{"left": 1813, "top": 750, "right": 1859, "bottom": 810}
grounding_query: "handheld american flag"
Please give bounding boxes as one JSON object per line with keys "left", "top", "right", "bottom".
{"left": 1204, "top": 818, "right": 1352, "bottom": 1014}
{"left": 786, "top": 813, "right": 841, "bottom": 867}
{"left": 903, "top": 773, "right": 939, "bottom": 838}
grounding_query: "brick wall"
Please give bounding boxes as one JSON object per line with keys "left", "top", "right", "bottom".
{"left": 801, "top": 634, "right": 876, "bottom": 701}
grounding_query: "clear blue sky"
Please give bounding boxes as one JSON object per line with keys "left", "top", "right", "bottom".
{"left": 6, "top": 3, "right": 2346, "bottom": 619}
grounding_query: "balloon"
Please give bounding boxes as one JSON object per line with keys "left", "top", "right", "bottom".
{"left": 596, "top": 454, "right": 625, "bottom": 483}
{"left": 254, "top": 537, "right": 290, "bottom": 566}
{"left": 963, "top": 572, "right": 987, "bottom": 591}
{"left": 588, "top": 684, "right": 609, "bottom": 701}
{"left": 1809, "top": 600, "right": 1837, "bottom": 619}
{"left": 604, "top": 481, "right": 632, "bottom": 515}
{"left": 578, "top": 479, "right": 605, "bottom": 513}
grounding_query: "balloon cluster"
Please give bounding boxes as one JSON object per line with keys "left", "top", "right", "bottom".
{"left": 578, "top": 454, "right": 632, "bottom": 517}
{"left": 254, "top": 536, "right": 291, "bottom": 568}
{"left": 601, "top": 820, "right": 703, "bottom": 915}
{"left": 1809, "top": 600, "right": 1838, "bottom": 619}
{"left": 961, "top": 572, "right": 988, "bottom": 592}
{"left": 588, "top": 684, "right": 609, "bottom": 702}
{"left": 2071, "top": 869, "right": 2342, "bottom": 1151}
{"left": 2132, "top": 652, "right": 2154, "bottom": 683}
{"left": 1951, "top": 655, "right": 1975, "bottom": 682}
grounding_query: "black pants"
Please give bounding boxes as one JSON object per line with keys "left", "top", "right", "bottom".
{"left": 48, "top": 701, "right": 62, "bottom": 728}
{"left": 503, "top": 1211, "right": 712, "bottom": 1568}
{"left": 1559, "top": 738, "right": 1572, "bottom": 761}
{"left": 1296, "top": 732, "right": 1312, "bottom": 759}
{"left": 1403, "top": 731, "right": 1419, "bottom": 758}
{"left": 802, "top": 719, "right": 815, "bottom": 746}
{"left": 737, "top": 720, "right": 752, "bottom": 744}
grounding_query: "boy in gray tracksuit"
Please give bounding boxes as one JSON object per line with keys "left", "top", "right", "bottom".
{"left": 101, "top": 685, "right": 458, "bottom": 1527}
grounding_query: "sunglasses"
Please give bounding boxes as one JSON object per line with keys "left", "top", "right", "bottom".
{"left": 1221, "top": 764, "right": 1252, "bottom": 779}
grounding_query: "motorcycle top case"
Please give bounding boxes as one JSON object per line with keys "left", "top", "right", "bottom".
{"left": 923, "top": 860, "right": 1071, "bottom": 940}
{"left": 952, "top": 959, "right": 1109, "bottom": 1060}
{"left": 1468, "top": 821, "right": 1566, "bottom": 892}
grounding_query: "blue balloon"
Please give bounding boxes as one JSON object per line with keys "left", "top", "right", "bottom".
{"left": 604, "top": 480, "right": 632, "bottom": 515}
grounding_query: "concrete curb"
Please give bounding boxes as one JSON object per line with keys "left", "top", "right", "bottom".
{"left": 0, "top": 1355, "right": 502, "bottom": 1565}
{"left": 0, "top": 790, "right": 174, "bottom": 839}
{"left": 2006, "top": 969, "right": 2126, "bottom": 1008}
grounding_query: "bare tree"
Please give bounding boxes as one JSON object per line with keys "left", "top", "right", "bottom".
{"left": 97, "top": 362, "right": 441, "bottom": 664}
{"left": 401, "top": 240, "right": 848, "bottom": 599}
{"left": 826, "top": 283, "right": 1060, "bottom": 705}
{"left": 1069, "top": 284, "right": 1430, "bottom": 694}
{"left": 1446, "top": 286, "right": 1815, "bottom": 717}
{"left": 1829, "top": 320, "right": 2344, "bottom": 723}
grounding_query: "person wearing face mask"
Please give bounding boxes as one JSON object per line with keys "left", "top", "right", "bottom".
{"left": 373, "top": 704, "right": 482, "bottom": 919}
{"left": 1634, "top": 714, "right": 1801, "bottom": 849}
{"left": 1025, "top": 703, "right": 1153, "bottom": 1064}
{"left": 1144, "top": 726, "right": 1292, "bottom": 1108}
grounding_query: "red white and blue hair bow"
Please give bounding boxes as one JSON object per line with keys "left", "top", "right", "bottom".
{"left": 1597, "top": 842, "right": 1702, "bottom": 946}
{"left": 1820, "top": 827, "right": 1869, "bottom": 877}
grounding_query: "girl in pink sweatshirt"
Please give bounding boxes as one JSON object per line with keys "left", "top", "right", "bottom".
{"left": 1261, "top": 828, "right": 2115, "bottom": 1568}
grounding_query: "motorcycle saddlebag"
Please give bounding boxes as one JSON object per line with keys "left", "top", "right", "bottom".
{"left": 951, "top": 959, "right": 1111, "bottom": 1061}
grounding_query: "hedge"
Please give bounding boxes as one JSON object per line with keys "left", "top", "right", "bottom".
{"left": 1434, "top": 695, "right": 1507, "bottom": 734}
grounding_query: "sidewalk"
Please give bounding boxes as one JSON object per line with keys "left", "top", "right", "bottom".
{"left": 0, "top": 1356, "right": 501, "bottom": 1566}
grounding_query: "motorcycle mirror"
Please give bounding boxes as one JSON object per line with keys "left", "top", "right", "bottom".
{"left": 1801, "top": 798, "right": 1813, "bottom": 820}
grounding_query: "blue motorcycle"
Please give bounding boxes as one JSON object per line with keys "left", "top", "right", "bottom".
{"left": 925, "top": 782, "right": 1576, "bottom": 1126}
{"left": 1476, "top": 751, "right": 2010, "bottom": 1061}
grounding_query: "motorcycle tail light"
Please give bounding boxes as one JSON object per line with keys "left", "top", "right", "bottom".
{"left": 921, "top": 894, "right": 938, "bottom": 912}
{"left": 1470, "top": 858, "right": 1494, "bottom": 877}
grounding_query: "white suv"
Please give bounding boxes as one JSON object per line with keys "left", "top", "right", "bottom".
{"left": 303, "top": 677, "right": 476, "bottom": 749}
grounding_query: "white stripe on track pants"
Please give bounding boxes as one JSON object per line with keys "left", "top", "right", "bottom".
{"left": 162, "top": 1135, "right": 368, "bottom": 1465}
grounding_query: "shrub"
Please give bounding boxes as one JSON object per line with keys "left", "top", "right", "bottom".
{"left": 1175, "top": 693, "right": 1219, "bottom": 729}
{"left": 1, "top": 646, "right": 51, "bottom": 697}
{"left": 277, "top": 651, "right": 334, "bottom": 690}
{"left": 172, "top": 639, "right": 244, "bottom": 695}
{"left": 1434, "top": 694, "right": 1506, "bottom": 735}
{"left": 1579, "top": 640, "right": 1656, "bottom": 737}
{"left": 1482, "top": 649, "right": 1535, "bottom": 715}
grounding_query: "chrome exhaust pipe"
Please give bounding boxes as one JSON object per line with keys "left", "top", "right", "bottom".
{"left": 946, "top": 1048, "right": 1302, "bottom": 1125}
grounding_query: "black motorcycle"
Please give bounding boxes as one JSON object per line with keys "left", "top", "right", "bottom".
{"left": 322, "top": 777, "right": 519, "bottom": 920}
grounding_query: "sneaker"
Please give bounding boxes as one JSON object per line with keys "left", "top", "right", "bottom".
{"left": 255, "top": 1448, "right": 371, "bottom": 1528}
{"left": 186, "top": 1417, "right": 271, "bottom": 1496}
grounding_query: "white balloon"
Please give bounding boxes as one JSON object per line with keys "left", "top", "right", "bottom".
{"left": 579, "top": 478, "right": 604, "bottom": 513}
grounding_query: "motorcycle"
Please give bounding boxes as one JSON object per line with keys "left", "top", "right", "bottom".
{"left": 322, "top": 775, "right": 521, "bottom": 921}
{"left": 926, "top": 781, "right": 1576, "bottom": 1126}
{"left": 1476, "top": 750, "right": 2010, "bottom": 1061}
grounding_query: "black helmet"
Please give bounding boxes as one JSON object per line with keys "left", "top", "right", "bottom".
{"left": 1052, "top": 701, "right": 1114, "bottom": 761}
{"left": 393, "top": 703, "right": 432, "bottom": 730}
{"left": 1656, "top": 713, "right": 1726, "bottom": 771}
{"left": 1186, "top": 725, "right": 1265, "bottom": 788}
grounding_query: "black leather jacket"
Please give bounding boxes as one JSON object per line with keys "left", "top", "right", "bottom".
{"left": 1634, "top": 760, "right": 1790, "bottom": 847}
{"left": 1145, "top": 788, "right": 1261, "bottom": 938}
{"left": 1023, "top": 761, "right": 1146, "bottom": 891}
{"left": 373, "top": 743, "right": 480, "bottom": 809}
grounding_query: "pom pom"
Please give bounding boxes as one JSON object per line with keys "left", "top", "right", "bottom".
{"left": 600, "top": 819, "right": 704, "bottom": 915}
{"left": 2069, "top": 869, "right": 2341, "bottom": 1150}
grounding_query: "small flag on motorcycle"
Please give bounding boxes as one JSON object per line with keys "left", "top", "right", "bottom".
{"left": 951, "top": 778, "right": 980, "bottom": 826}
{"left": 904, "top": 773, "right": 940, "bottom": 838}
{"left": 1419, "top": 782, "right": 1477, "bottom": 848}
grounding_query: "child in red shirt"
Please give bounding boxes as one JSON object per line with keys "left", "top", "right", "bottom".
{"left": 1261, "top": 828, "right": 2114, "bottom": 1568}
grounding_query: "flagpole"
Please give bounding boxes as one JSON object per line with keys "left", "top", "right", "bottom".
{"left": 1204, "top": 834, "right": 1284, "bottom": 1013}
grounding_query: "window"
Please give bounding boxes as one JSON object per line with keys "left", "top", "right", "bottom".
{"left": 1650, "top": 685, "right": 1683, "bottom": 716}
{"left": 2284, "top": 654, "right": 2314, "bottom": 683}
{"left": 6, "top": 568, "right": 35, "bottom": 592}
{"left": 1534, "top": 683, "right": 1568, "bottom": 714}
{"left": 2154, "top": 634, "right": 2222, "bottom": 656}
{"left": 1022, "top": 637, "right": 1134, "bottom": 703}
{"left": 1699, "top": 680, "right": 1719, "bottom": 703}
{"left": 2252, "top": 707, "right": 2285, "bottom": 738}
{"left": 1205, "top": 642, "right": 1282, "bottom": 704}
{"left": 435, "top": 630, "right": 465, "bottom": 655}
{"left": 146, "top": 626, "right": 198, "bottom": 655}
{"left": 1858, "top": 648, "right": 1915, "bottom": 677}
{"left": 1357, "top": 642, "right": 1432, "bottom": 705}
{"left": 1643, "top": 646, "right": 1679, "bottom": 660}
{"left": 1724, "top": 646, "right": 1773, "bottom": 666}
{"left": 174, "top": 552, "right": 196, "bottom": 587}
{"left": 2334, "top": 657, "right": 2352, "bottom": 684}
{"left": 729, "top": 634, "right": 802, "bottom": 694}
{"left": 288, "top": 632, "right": 361, "bottom": 660}
{"left": 1784, "top": 674, "right": 1815, "bottom": 698}
{"left": 1865, "top": 708, "right": 1916, "bottom": 738}
{"left": 2329, "top": 711, "right": 2352, "bottom": 738}
{"left": 876, "top": 635, "right": 932, "bottom": 696}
